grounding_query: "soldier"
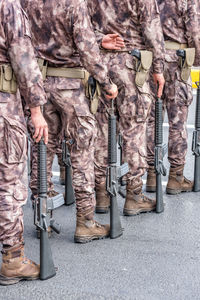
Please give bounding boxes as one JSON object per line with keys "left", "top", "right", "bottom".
{"left": 87, "top": 0, "right": 165, "bottom": 215}
{"left": 22, "top": 0, "right": 118, "bottom": 243}
{"left": 0, "top": 0, "right": 48, "bottom": 285}
{"left": 146, "top": 0, "right": 200, "bottom": 194}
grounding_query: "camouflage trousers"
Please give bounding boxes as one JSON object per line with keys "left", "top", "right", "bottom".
{"left": 0, "top": 91, "right": 28, "bottom": 247}
{"left": 43, "top": 76, "right": 97, "bottom": 216}
{"left": 147, "top": 50, "right": 193, "bottom": 167}
{"left": 95, "top": 52, "right": 153, "bottom": 189}
{"left": 26, "top": 100, "right": 63, "bottom": 195}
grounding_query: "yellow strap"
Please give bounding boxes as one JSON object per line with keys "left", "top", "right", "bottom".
{"left": 46, "top": 67, "right": 85, "bottom": 79}
{"left": 165, "top": 41, "right": 188, "bottom": 50}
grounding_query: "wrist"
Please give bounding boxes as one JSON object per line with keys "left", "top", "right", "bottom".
{"left": 30, "top": 106, "right": 41, "bottom": 115}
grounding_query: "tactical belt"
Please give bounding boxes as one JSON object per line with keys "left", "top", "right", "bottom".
{"left": 37, "top": 58, "right": 85, "bottom": 80}
{"left": 46, "top": 67, "right": 85, "bottom": 79}
{"left": 165, "top": 41, "right": 188, "bottom": 50}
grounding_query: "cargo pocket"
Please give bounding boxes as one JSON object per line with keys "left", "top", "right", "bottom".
{"left": 175, "top": 70, "right": 193, "bottom": 106}
{"left": 135, "top": 83, "right": 153, "bottom": 123}
{"left": 73, "top": 107, "right": 96, "bottom": 150}
{"left": 4, "top": 117, "right": 27, "bottom": 164}
{"left": 13, "top": 179, "right": 28, "bottom": 203}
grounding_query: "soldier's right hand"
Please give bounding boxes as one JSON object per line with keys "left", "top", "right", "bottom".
{"left": 105, "top": 83, "right": 118, "bottom": 100}
{"left": 153, "top": 73, "right": 165, "bottom": 98}
{"left": 102, "top": 34, "right": 125, "bottom": 50}
{"left": 30, "top": 106, "right": 48, "bottom": 144}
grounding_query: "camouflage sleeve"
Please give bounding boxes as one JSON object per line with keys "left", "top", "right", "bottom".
{"left": 138, "top": 0, "right": 165, "bottom": 73}
{"left": 184, "top": 0, "right": 200, "bottom": 66}
{"left": 4, "top": 1, "right": 47, "bottom": 108}
{"left": 72, "top": 0, "right": 112, "bottom": 92}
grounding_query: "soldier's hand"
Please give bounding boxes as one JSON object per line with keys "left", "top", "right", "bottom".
{"left": 102, "top": 34, "right": 125, "bottom": 50}
{"left": 153, "top": 73, "right": 165, "bottom": 98}
{"left": 105, "top": 83, "right": 118, "bottom": 100}
{"left": 30, "top": 106, "right": 48, "bottom": 144}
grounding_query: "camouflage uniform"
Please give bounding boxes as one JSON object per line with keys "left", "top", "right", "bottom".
{"left": 87, "top": 0, "right": 165, "bottom": 190}
{"left": 147, "top": 0, "right": 200, "bottom": 168}
{"left": 22, "top": 0, "right": 113, "bottom": 217}
{"left": 0, "top": 0, "right": 46, "bottom": 247}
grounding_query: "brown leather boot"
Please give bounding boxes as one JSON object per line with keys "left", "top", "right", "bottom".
{"left": 146, "top": 165, "right": 156, "bottom": 192}
{"left": 0, "top": 244, "right": 39, "bottom": 286}
{"left": 74, "top": 213, "right": 110, "bottom": 243}
{"left": 59, "top": 166, "right": 65, "bottom": 185}
{"left": 95, "top": 183, "right": 110, "bottom": 214}
{"left": 123, "top": 183, "right": 156, "bottom": 216}
{"left": 166, "top": 165, "right": 193, "bottom": 195}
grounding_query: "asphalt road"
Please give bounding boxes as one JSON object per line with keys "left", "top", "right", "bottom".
{"left": 0, "top": 92, "right": 200, "bottom": 300}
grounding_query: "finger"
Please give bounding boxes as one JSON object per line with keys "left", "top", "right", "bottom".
{"left": 112, "top": 46, "right": 122, "bottom": 50}
{"left": 157, "top": 82, "right": 164, "bottom": 98}
{"left": 43, "top": 126, "right": 48, "bottom": 144}
{"left": 33, "top": 127, "right": 39, "bottom": 140}
{"left": 116, "top": 37, "right": 125, "bottom": 42}
{"left": 115, "top": 42, "right": 125, "bottom": 48}
{"left": 108, "top": 33, "right": 119, "bottom": 38}
{"left": 35, "top": 127, "right": 43, "bottom": 143}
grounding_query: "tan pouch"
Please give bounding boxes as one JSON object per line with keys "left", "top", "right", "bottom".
{"left": 135, "top": 51, "right": 153, "bottom": 88}
{"left": 0, "top": 65, "right": 17, "bottom": 94}
{"left": 84, "top": 73, "right": 101, "bottom": 115}
{"left": 37, "top": 58, "right": 48, "bottom": 80}
{"left": 180, "top": 48, "right": 195, "bottom": 82}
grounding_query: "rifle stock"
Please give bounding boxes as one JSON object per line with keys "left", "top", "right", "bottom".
{"left": 193, "top": 80, "right": 200, "bottom": 191}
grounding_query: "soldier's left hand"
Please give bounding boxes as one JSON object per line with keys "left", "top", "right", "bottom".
{"left": 153, "top": 73, "right": 165, "bottom": 98}
{"left": 102, "top": 34, "right": 125, "bottom": 50}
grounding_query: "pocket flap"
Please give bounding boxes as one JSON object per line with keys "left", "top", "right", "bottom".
{"left": 185, "top": 48, "right": 195, "bottom": 67}
{"left": 4, "top": 65, "right": 13, "bottom": 81}
{"left": 141, "top": 51, "right": 153, "bottom": 70}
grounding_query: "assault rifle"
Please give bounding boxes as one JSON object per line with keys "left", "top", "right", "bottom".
{"left": 34, "top": 138, "right": 61, "bottom": 280}
{"left": 154, "top": 97, "right": 167, "bottom": 213}
{"left": 192, "top": 81, "right": 200, "bottom": 191}
{"left": 62, "top": 138, "right": 75, "bottom": 206}
{"left": 106, "top": 99, "right": 129, "bottom": 239}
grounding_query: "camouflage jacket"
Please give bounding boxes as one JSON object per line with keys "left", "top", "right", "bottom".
{"left": 0, "top": 0, "right": 46, "bottom": 108}
{"left": 157, "top": 0, "right": 200, "bottom": 65}
{"left": 21, "top": 0, "right": 112, "bottom": 92}
{"left": 87, "top": 0, "right": 165, "bottom": 74}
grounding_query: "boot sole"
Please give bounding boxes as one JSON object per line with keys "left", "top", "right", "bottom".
{"left": 123, "top": 207, "right": 156, "bottom": 216}
{"left": 166, "top": 188, "right": 193, "bottom": 195}
{"left": 146, "top": 186, "right": 156, "bottom": 193}
{"left": 95, "top": 207, "right": 109, "bottom": 214}
{"left": 74, "top": 234, "right": 109, "bottom": 244}
{"left": 0, "top": 274, "right": 39, "bottom": 286}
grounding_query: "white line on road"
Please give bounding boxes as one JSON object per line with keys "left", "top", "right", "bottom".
{"left": 52, "top": 172, "right": 168, "bottom": 186}
{"left": 163, "top": 123, "right": 194, "bottom": 129}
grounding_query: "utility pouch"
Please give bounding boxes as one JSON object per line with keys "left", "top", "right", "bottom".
{"left": 85, "top": 74, "right": 101, "bottom": 115}
{"left": 37, "top": 58, "right": 48, "bottom": 80}
{"left": 135, "top": 51, "right": 153, "bottom": 88}
{"left": 0, "top": 65, "right": 17, "bottom": 94}
{"left": 180, "top": 48, "right": 195, "bottom": 82}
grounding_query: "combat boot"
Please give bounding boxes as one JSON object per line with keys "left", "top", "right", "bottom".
{"left": 146, "top": 165, "right": 156, "bottom": 192}
{"left": 74, "top": 213, "right": 110, "bottom": 243}
{"left": 95, "top": 183, "right": 110, "bottom": 214}
{"left": 123, "top": 183, "right": 156, "bottom": 216}
{"left": 166, "top": 165, "right": 193, "bottom": 195}
{"left": 59, "top": 166, "right": 65, "bottom": 185}
{"left": 0, "top": 244, "right": 39, "bottom": 286}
